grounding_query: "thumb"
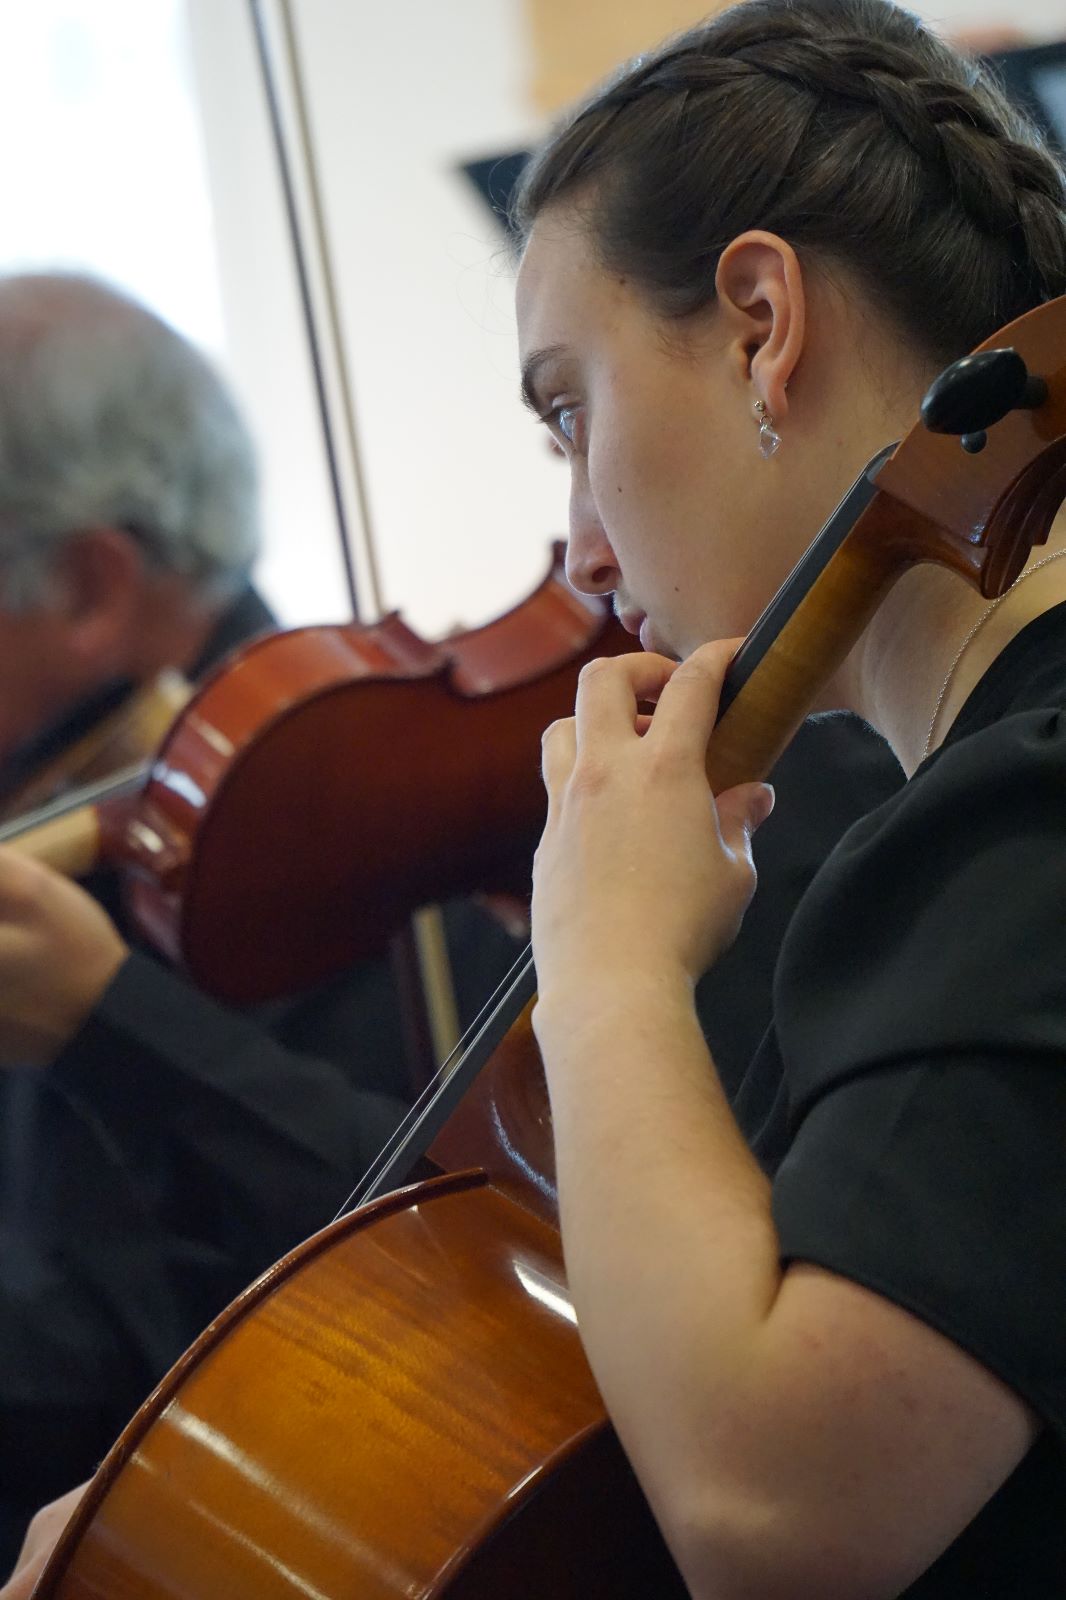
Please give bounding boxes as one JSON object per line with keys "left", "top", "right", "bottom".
{"left": 715, "top": 782, "right": 775, "bottom": 857}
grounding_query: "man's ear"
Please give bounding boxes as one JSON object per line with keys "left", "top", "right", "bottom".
{"left": 714, "top": 230, "right": 806, "bottom": 420}
{"left": 51, "top": 527, "right": 146, "bottom": 675}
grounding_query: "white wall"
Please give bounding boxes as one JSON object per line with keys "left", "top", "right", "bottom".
{"left": 0, "top": 3, "right": 224, "bottom": 380}
{"left": 188, "top": 0, "right": 568, "bottom": 638}
{"left": 184, "top": 0, "right": 358, "bottom": 627}
{"left": 287, "top": 0, "right": 568, "bottom": 636}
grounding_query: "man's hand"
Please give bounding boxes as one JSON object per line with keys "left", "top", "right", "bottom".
{"left": 0, "top": 847, "right": 128, "bottom": 1067}
{"left": 1, "top": 1483, "right": 87, "bottom": 1596}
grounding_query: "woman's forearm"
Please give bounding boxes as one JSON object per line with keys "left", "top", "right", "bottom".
{"left": 534, "top": 971, "right": 783, "bottom": 1547}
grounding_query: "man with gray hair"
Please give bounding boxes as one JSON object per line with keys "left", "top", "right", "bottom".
{"left": 0, "top": 271, "right": 262, "bottom": 790}
{"left": 0, "top": 273, "right": 422, "bottom": 1566}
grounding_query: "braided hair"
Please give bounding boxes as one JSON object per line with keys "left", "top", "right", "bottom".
{"left": 514, "top": 0, "right": 1066, "bottom": 363}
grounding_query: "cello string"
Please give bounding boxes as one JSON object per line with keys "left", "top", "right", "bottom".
{"left": 332, "top": 944, "right": 536, "bottom": 1218}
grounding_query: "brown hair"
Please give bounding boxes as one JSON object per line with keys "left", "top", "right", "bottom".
{"left": 514, "top": 0, "right": 1066, "bottom": 363}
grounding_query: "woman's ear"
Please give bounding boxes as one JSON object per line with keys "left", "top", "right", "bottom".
{"left": 714, "top": 231, "right": 805, "bottom": 420}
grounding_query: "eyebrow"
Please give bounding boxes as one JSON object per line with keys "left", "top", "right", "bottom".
{"left": 520, "top": 344, "right": 569, "bottom": 416}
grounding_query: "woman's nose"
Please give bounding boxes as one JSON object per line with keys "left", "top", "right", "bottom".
{"left": 566, "top": 483, "right": 618, "bottom": 596}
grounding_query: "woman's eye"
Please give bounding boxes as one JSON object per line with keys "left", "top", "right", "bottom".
{"left": 555, "top": 405, "right": 586, "bottom": 451}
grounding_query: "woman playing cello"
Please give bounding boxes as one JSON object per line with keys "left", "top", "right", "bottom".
{"left": 6, "top": 0, "right": 1066, "bottom": 1593}
{"left": 518, "top": 0, "right": 1066, "bottom": 1594}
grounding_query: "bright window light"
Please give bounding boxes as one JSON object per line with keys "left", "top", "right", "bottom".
{"left": 0, "top": 0, "right": 225, "bottom": 354}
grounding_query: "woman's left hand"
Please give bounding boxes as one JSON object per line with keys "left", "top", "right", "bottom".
{"left": 532, "top": 640, "right": 774, "bottom": 1006}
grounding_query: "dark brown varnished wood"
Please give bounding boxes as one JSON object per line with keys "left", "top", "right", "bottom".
{"left": 11, "top": 545, "right": 636, "bottom": 1003}
{"left": 428, "top": 1001, "right": 559, "bottom": 1226}
{"left": 36, "top": 1176, "right": 685, "bottom": 1598}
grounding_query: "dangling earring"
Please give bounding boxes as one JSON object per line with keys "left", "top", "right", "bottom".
{"left": 754, "top": 399, "right": 781, "bottom": 459}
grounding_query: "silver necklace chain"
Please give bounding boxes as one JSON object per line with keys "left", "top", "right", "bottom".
{"left": 922, "top": 547, "right": 1066, "bottom": 763}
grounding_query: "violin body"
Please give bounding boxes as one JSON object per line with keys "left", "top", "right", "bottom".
{"left": 12, "top": 547, "right": 635, "bottom": 1005}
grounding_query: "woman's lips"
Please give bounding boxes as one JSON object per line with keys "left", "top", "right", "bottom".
{"left": 618, "top": 607, "right": 672, "bottom": 657}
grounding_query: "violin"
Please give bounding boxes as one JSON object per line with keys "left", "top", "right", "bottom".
{"left": 33, "top": 304, "right": 1066, "bottom": 1597}
{"left": 2, "top": 545, "right": 636, "bottom": 1005}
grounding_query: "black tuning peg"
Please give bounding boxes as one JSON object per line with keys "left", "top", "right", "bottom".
{"left": 920, "top": 347, "right": 1048, "bottom": 455}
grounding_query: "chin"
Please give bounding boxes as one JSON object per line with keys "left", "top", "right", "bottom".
{"left": 641, "top": 619, "right": 679, "bottom": 659}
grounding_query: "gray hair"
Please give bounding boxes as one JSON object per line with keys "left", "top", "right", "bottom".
{"left": 0, "top": 272, "right": 260, "bottom": 610}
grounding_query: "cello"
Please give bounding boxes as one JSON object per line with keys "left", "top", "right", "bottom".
{"left": 29, "top": 304, "right": 1066, "bottom": 1597}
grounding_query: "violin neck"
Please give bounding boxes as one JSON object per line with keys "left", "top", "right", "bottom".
{"left": 4, "top": 803, "right": 105, "bottom": 879}
{"left": 0, "top": 760, "right": 150, "bottom": 879}
{"left": 0, "top": 670, "right": 187, "bottom": 825}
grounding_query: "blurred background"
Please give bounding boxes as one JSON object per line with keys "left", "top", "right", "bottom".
{"left": 4, "top": 0, "right": 1063, "bottom": 636}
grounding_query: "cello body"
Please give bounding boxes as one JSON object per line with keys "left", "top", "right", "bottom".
{"left": 34, "top": 1046, "right": 685, "bottom": 1597}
